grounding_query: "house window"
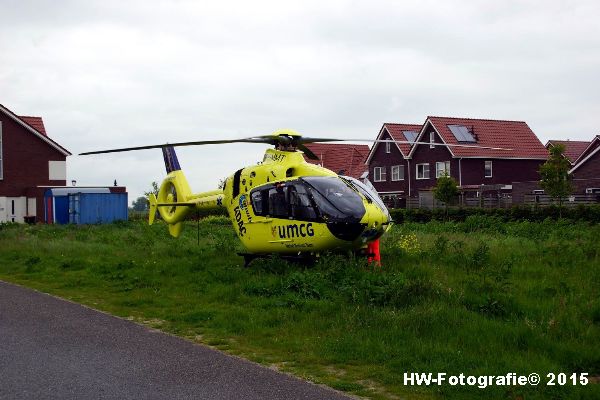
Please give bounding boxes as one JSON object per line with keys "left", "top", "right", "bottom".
{"left": 484, "top": 160, "right": 493, "bottom": 177}
{"left": 429, "top": 132, "right": 435, "bottom": 148}
{"left": 391, "top": 165, "right": 404, "bottom": 181}
{"left": 416, "top": 163, "right": 430, "bottom": 179}
{"left": 373, "top": 167, "right": 387, "bottom": 182}
{"left": 436, "top": 161, "right": 451, "bottom": 178}
{"left": 385, "top": 140, "right": 391, "bottom": 153}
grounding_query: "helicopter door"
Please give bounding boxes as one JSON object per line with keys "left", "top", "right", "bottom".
{"left": 250, "top": 182, "right": 319, "bottom": 246}
{"left": 251, "top": 185, "right": 292, "bottom": 245}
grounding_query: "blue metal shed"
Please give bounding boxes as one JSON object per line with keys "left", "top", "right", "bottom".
{"left": 44, "top": 188, "right": 127, "bottom": 224}
{"left": 68, "top": 192, "right": 128, "bottom": 224}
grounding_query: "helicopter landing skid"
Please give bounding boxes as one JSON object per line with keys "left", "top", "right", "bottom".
{"left": 238, "top": 252, "right": 316, "bottom": 268}
{"left": 238, "top": 253, "right": 263, "bottom": 268}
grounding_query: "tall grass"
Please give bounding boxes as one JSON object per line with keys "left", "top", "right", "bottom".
{"left": 0, "top": 218, "right": 599, "bottom": 399}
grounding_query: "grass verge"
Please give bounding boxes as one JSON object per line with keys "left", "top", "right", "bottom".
{"left": 1, "top": 216, "right": 599, "bottom": 399}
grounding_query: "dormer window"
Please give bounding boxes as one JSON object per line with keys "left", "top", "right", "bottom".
{"left": 402, "top": 131, "right": 418, "bottom": 143}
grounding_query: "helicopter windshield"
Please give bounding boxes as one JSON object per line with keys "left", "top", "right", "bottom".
{"left": 340, "top": 176, "right": 391, "bottom": 221}
{"left": 301, "top": 176, "right": 365, "bottom": 222}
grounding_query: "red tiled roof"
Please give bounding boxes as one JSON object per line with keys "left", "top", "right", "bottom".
{"left": 382, "top": 123, "right": 422, "bottom": 156}
{"left": 303, "top": 143, "right": 370, "bottom": 178}
{"left": 546, "top": 140, "right": 590, "bottom": 163}
{"left": 418, "top": 116, "right": 548, "bottom": 159}
{"left": 571, "top": 135, "right": 600, "bottom": 166}
{"left": 19, "top": 116, "right": 47, "bottom": 136}
{"left": 0, "top": 104, "right": 70, "bottom": 155}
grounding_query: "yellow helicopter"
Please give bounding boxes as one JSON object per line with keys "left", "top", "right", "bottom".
{"left": 81, "top": 130, "right": 392, "bottom": 266}
{"left": 81, "top": 129, "right": 510, "bottom": 266}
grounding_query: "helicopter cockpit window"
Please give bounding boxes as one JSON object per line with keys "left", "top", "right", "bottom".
{"left": 250, "top": 190, "right": 264, "bottom": 215}
{"left": 289, "top": 184, "right": 317, "bottom": 220}
{"left": 268, "top": 186, "right": 288, "bottom": 218}
{"left": 250, "top": 178, "right": 366, "bottom": 222}
{"left": 250, "top": 182, "right": 318, "bottom": 221}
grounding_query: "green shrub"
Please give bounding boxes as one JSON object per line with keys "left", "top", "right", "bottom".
{"left": 389, "top": 205, "right": 600, "bottom": 224}
{"left": 284, "top": 271, "right": 325, "bottom": 299}
{"left": 243, "top": 279, "right": 283, "bottom": 297}
{"left": 202, "top": 215, "right": 231, "bottom": 225}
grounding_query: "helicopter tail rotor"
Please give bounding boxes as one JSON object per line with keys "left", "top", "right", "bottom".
{"left": 155, "top": 170, "right": 194, "bottom": 237}
{"left": 147, "top": 145, "right": 192, "bottom": 236}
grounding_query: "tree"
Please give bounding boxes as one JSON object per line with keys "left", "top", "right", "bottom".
{"left": 142, "top": 181, "right": 160, "bottom": 220}
{"left": 539, "top": 144, "right": 573, "bottom": 214}
{"left": 433, "top": 174, "right": 459, "bottom": 219}
{"left": 131, "top": 196, "right": 149, "bottom": 212}
{"left": 144, "top": 181, "right": 160, "bottom": 198}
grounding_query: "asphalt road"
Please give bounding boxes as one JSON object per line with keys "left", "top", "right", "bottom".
{"left": 0, "top": 281, "right": 352, "bottom": 400}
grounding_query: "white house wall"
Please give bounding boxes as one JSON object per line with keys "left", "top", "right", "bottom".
{"left": 0, "top": 196, "right": 26, "bottom": 223}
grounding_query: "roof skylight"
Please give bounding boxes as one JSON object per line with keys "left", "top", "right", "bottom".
{"left": 448, "top": 125, "right": 476, "bottom": 142}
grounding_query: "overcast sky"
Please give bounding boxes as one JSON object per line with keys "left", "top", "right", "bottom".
{"left": 2, "top": 0, "right": 599, "bottom": 200}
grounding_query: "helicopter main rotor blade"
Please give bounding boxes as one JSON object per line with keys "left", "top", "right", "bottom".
{"left": 79, "top": 137, "right": 271, "bottom": 155}
{"left": 250, "top": 135, "right": 345, "bottom": 146}
{"left": 155, "top": 202, "right": 197, "bottom": 206}
{"left": 295, "top": 137, "right": 345, "bottom": 144}
{"left": 79, "top": 133, "right": 346, "bottom": 156}
{"left": 297, "top": 144, "right": 319, "bottom": 160}
{"left": 79, "top": 131, "right": 512, "bottom": 156}
{"left": 352, "top": 139, "right": 513, "bottom": 151}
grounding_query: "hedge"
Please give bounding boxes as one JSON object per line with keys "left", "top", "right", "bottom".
{"left": 389, "top": 204, "right": 600, "bottom": 224}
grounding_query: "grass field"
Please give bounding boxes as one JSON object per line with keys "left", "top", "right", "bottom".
{"left": 1, "top": 216, "right": 599, "bottom": 399}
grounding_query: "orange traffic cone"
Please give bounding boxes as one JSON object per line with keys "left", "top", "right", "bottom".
{"left": 367, "top": 239, "right": 381, "bottom": 267}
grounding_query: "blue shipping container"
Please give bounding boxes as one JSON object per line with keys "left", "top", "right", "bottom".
{"left": 68, "top": 193, "right": 128, "bottom": 224}
{"left": 45, "top": 188, "right": 111, "bottom": 224}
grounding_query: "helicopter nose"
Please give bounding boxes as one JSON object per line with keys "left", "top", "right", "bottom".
{"left": 358, "top": 207, "right": 390, "bottom": 242}
{"left": 326, "top": 222, "right": 367, "bottom": 241}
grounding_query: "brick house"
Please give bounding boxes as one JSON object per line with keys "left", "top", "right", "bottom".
{"left": 545, "top": 140, "right": 590, "bottom": 165}
{"left": 302, "top": 143, "right": 370, "bottom": 179}
{"left": 365, "top": 123, "right": 421, "bottom": 207}
{"left": 0, "top": 104, "right": 71, "bottom": 222}
{"left": 569, "top": 135, "right": 600, "bottom": 194}
{"left": 513, "top": 136, "right": 600, "bottom": 202}
{"left": 368, "top": 116, "right": 548, "bottom": 206}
